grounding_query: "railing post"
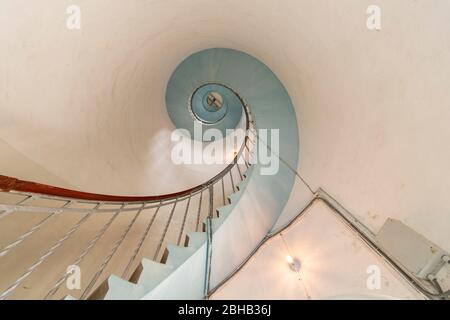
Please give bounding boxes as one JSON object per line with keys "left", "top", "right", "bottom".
{"left": 177, "top": 194, "right": 192, "bottom": 246}
{"left": 153, "top": 199, "right": 178, "bottom": 261}
{"left": 122, "top": 202, "right": 161, "bottom": 278}
{"left": 204, "top": 185, "right": 214, "bottom": 298}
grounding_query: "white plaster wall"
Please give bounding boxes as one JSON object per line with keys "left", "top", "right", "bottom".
{"left": 0, "top": 0, "right": 240, "bottom": 195}
{"left": 269, "top": 1, "right": 450, "bottom": 253}
{"left": 1, "top": 0, "right": 449, "bottom": 273}
{"left": 0, "top": 0, "right": 450, "bottom": 250}
{"left": 212, "top": 201, "right": 425, "bottom": 300}
{"left": 0, "top": 138, "right": 73, "bottom": 188}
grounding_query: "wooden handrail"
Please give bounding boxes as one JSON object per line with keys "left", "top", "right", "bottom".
{"left": 0, "top": 174, "right": 195, "bottom": 202}
{"left": 0, "top": 87, "right": 252, "bottom": 203}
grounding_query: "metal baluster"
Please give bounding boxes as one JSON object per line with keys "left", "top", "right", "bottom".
{"left": 209, "top": 185, "right": 214, "bottom": 218}
{"left": 16, "top": 195, "right": 35, "bottom": 205}
{"left": 229, "top": 171, "right": 235, "bottom": 193}
{"left": 0, "top": 200, "right": 72, "bottom": 258}
{"left": 153, "top": 199, "right": 178, "bottom": 260}
{"left": 44, "top": 204, "right": 128, "bottom": 299}
{"left": 245, "top": 142, "right": 255, "bottom": 166}
{"left": 221, "top": 178, "right": 226, "bottom": 205}
{"left": 195, "top": 190, "right": 203, "bottom": 232}
{"left": 204, "top": 186, "right": 214, "bottom": 297}
{"left": 122, "top": 203, "right": 161, "bottom": 278}
{"left": 0, "top": 195, "right": 34, "bottom": 220}
{"left": 177, "top": 195, "right": 191, "bottom": 246}
{"left": 79, "top": 204, "right": 146, "bottom": 300}
{"left": 0, "top": 203, "right": 101, "bottom": 300}
{"left": 236, "top": 163, "right": 243, "bottom": 181}
{"left": 243, "top": 155, "right": 249, "bottom": 169}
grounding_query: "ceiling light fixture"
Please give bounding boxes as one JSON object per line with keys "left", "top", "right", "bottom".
{"left": 286, "top": 255, "right": 301, "bottom": 272}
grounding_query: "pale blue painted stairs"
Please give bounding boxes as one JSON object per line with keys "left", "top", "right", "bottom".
{"left": 65, "top": 47, "right": 299, "bottom": 300}
{"left": 64, "top": 165, "right": 254, "bottom": 300}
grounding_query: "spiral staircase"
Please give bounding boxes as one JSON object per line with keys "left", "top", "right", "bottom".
{"left": 1, "top": 46, "right": 449, "bottom": 300}
{"left": 1, "top": 2, "right": 450, "bottom": 301}
{"left": 0, "top": 48, "right": 301, "bottom": 300}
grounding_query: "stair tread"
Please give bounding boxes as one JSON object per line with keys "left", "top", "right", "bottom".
{"left": 186, "top": 232, "right": 206, "bottom": 249}
{"left": 103, "top": 275, "right": 145, "bottom": 300}
{"left": 135, "top": 258, "right": 174, "bottom": 291}
{"left": 165, "top": 245, "right": 197, "bottom": 268}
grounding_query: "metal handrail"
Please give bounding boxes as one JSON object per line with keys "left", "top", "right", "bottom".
{"left": 0, "top": 86, "right": 252, "bottom": 204}
{"left": 0, "top": 90, "right": 257, "bottom": 300}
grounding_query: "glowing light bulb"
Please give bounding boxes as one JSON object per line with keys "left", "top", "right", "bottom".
{"left": 285, "top": 255, "right": 301, "bottom": 272}
{"left": 286, "top": 255, "right": 294, "bottom": 264}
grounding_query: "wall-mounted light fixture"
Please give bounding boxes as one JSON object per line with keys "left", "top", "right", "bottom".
{"left": 286, "top": 255, "right": 301, "bottom": 272}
